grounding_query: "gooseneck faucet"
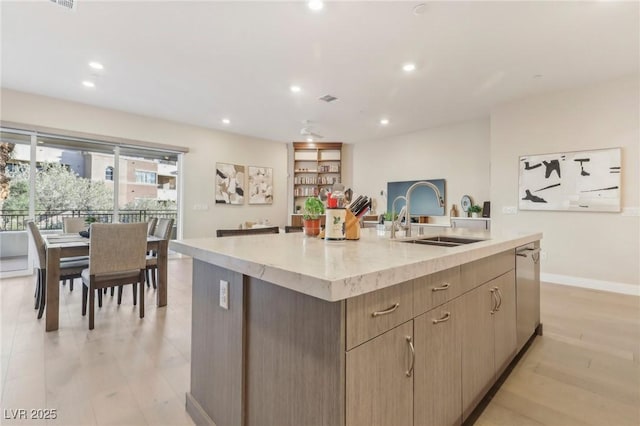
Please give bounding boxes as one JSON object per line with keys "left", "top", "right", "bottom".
{"left": 403, "top": 181, "right": 444, "bottom": 238}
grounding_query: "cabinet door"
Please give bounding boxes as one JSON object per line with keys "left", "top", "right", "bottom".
{"left": 414, "top": 300, "right": 462, "bottom": 426}
{"left": 461, "top": 281, "right": 495, "bottom": 420}
{"left": 346, "top": 321, "right": 413, "bottom": 426}
{"left": 493, "top": 270, "right": 517, "bottom": 376}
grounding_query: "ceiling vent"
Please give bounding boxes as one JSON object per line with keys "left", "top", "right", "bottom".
{"left": 49, "top": 0, "right": 77, "bottom": 11}
{"left": 319, "top": 94, "right": 338, "bottom": 103}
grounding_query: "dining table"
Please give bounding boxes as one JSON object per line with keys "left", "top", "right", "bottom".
{"left": 43, "top": 233, "right": 169, "bottom": 332}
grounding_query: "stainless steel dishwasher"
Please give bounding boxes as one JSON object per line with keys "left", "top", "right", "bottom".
{"left": 516, "top": 242, "right": 541, "bottom": 351}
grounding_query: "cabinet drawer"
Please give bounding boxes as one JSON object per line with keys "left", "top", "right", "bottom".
{"left": 460, "top": 250, "right": 514, "bottom": 294}
{"left": 346, "top": 280, "right": 413, "bottom": 350}
{"left": 413, "top": 266, "right": 461, "bottom": 316}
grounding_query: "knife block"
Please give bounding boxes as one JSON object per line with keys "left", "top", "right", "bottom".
{"left": 345, "top": 209, "right": 360, "bottom": 240}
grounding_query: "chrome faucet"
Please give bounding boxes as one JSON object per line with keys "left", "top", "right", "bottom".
{"left": 403, "top": 181, "right": 444, "bottom": 238}
{"left": 390, "top": 195, "right": 406, "bottom": 239}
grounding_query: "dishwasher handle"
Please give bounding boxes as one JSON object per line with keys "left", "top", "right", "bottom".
{"left": 517, "top": 247, "right": 541, "bottom": 263}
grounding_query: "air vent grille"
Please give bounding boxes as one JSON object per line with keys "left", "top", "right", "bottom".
{"left": 319, "top": 94, "right": 338, "bottom": 103}
{"left": 49, "top": 0, "right": 77, "bottom": 11}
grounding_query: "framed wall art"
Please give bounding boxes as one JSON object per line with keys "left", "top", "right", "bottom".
{"left": 248, "top": 166, "right": 273, "bottom": 205}
{"left": 215, "top": 162, "right": 245, "bottom": 205}
{"left": 518, "top": 147, "right": 621, "bottom": 212}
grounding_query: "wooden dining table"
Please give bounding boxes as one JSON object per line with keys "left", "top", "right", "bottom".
{"left": 44, "top": 233, "right": 169, "bottom": 332}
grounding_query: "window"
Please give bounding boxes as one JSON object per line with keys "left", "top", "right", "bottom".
{"left": 105, "top": 166, "right": 114, "bottom": 181}
{"left": 135, "top": 170, "right": 157, "bottom": 184}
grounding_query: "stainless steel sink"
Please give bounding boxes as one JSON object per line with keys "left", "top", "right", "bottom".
{"left": 401, "top": 236, "right": 486, "bottom": 247}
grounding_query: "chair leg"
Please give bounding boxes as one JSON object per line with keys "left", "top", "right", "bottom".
{"left": 103, "top": 288, "right": 108, "bottom": 294}
{"left": 89, "top": 287, "right": 95, "bottom": 330}
{"left": 139, "top": 280, "right": 145, "bottom": 319}
{"left": 37, "top": 270, "right": 46, "bottom": 320}
{"left": 132, "top": 283, "right": 137, "bottom": 306}
{"left": 151, "top": 268, "right": 157, "bottom": 289}
{"left": 70, "top": 279, "right": 74, "bottom": 292}
{"left": 117, "top": 286, "right": 123, "bottom": 305}
{"left": 34, "top": 270, "right": 41, "bottom": 310}
{"left": 146, "top": 269, "right": 151, "bottom": 287}
{"left": 110, "top": 286, "right": 114, "bottom": 297}
{"left": 82, "top": 285, "right": 88, "bottom": 316}
{"left": 98, "top": 289, "right": 103, "bottom": 308}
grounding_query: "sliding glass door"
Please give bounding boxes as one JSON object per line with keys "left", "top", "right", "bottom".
{"left": 0, "top": 127, "right": 183, "bottom": 276}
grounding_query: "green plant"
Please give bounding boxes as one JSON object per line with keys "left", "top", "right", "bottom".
{"left": 383, "top": 212, "right": 395, "bottom": 221}
{"left": 302, "top": 197, "right": 325, "bottom": 220}
{"left": 468, "top": 205, "right": 482, "bottom": 213}
{"left": 85, "top": 216, "right": 97, "bottom": 225}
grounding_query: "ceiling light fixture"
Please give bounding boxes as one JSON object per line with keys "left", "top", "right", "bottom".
{"left": 82, "top": 81, "right": 95, "bottom": 88}
{"left": 402, "top": 63, "right": 416, "bottom": 72}
{"left": 89, "top": 61, "right": 104, "bottom": 70}
{"left": 222, "top": 118, "right": 231, "bottom": 125}
{"left": 308, "top": 0, "right": 324, "bottom": 11}
{"left": 380, "top": 119, "right": 390, "bottom": 126}
{"left": 290, "top": 85, "right": 302, "bottom": 93}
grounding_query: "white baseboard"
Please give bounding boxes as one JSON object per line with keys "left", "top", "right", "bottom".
{"left": 541, "top": 272, "right": 640, "bottom": 297}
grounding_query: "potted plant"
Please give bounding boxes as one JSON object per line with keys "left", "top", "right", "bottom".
{"left": 302, "top": 196, "right": 325, "bottom": 236}
{"left": 382, "top": 212, "right": 396, "bottom": 230}
{"left": 468, "top": 204, "right": 482, "bottom": 218}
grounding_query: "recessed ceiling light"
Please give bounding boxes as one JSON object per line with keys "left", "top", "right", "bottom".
{"left": 308, "top": 1, "right": 324, "bottom": 11}
{"left": 222, "top": 118, "right": 231, "bottom": 125}
{"left": 290, "top": 85, "right": 302, "bottom": 93}
{"left": 402, "top": 63, "right": 416, "bottom": 72}
{"left": 380, "top": 119, "right": 390, "bottom": 126}
{"left": 82, "top": 81, "right": 95, "bottom": 88}
{"left": 89, "top": 61, "right": 104, "bottom": 70}
{"left": 306, "top": 137, "right": 314, "bottom": 142}
{"left": 413, "top": 3, "right": 427, "bottom": 16}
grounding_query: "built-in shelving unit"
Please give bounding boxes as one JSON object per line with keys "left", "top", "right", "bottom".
{"left": 292, "top": 142, "right": 342, "bottom": 211}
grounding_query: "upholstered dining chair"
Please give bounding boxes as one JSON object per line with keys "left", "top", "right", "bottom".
{"left": 147, "top": 217, "right": 158, "bottom": 236}
{"left": 62, "top": 217, "right": 91, "bottom": 291}
{"left": 81, "top": 222, "right": 147, "bottom": 330}
{"left": 145, "top": 218, "right": 174, "bottom": 289}
{"left": 63, "top": 217, "right": 87, "bottom": 233}
{"left": 27, "top": 221, "right": 88, "bottom": 319}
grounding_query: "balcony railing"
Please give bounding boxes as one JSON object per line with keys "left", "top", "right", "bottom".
{"left": 0, "top": 209, "right": 178, "bottom": 232}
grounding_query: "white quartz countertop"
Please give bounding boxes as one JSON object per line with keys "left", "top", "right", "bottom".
{"left": 170, "top": 228, "right": 542, "bottom": 302}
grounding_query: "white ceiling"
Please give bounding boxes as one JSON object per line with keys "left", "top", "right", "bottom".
{"left": 1, "top": 1, "right": 638, "bottom": 144}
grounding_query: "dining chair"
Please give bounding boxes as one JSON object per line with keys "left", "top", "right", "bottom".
{"left": 27, "top": 221, "right": 88, "bottom": 320}
{"left": 146, "top": 218, "right": 174, "bottom": 289}
{"left": 63, "top": 217, "right": 87, "bottom": 233}
{"left": 62, "top": 217, "right": 91, "bottom": 291}
{"left": 147, "top": 217, "right": 158, "bottom": 236}
{"left": 284, "top": 226, "right": 303, "bottom": 233}
{"left": 216, "top": 226, "right": 280, "bottom": 237}
{"left": 81, "top": 222, "right": 147, "bottom": 330}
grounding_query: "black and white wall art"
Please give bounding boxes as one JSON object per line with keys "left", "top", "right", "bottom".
{"left": 215, "top": 162, "right": 245, "bottom": 204}
{"left": 519, "top": 148, "right": 621, "bottom": 212}
{"left": 248, "top": 166, "right": 273, "bottom": 205}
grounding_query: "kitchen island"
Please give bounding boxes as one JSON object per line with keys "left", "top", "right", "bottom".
{"left": 171, "top": 227, "right": 542, "bottom": 426}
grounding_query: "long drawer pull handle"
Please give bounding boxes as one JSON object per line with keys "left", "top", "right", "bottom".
{"left": 432, "top": 311, "right": 451, "bottom": 324}
{"left": 431, "top": 282, "right": 450, "bottom": 292}
{"left": 371, "top": 303, "right": 399, "bottom": 317}
{"left": 490, "top": 288, "right": 497, "bottom": 314}
{"left": 496, "top": 288, "right": 503, "bottom": 311}
{"left": 406, "top": 336, "right": 415, "bottom": 377}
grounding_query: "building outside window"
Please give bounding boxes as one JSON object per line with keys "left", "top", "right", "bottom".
{"left": 105, "top": 166, "right": 114, "bottom": 181}
{"left": 135, "top": 170, "right": 157, "bottom": 184}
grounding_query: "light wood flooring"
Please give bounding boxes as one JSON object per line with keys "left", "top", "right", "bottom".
{"left": 1, "top": 259, "right": 639, "bottom": 425}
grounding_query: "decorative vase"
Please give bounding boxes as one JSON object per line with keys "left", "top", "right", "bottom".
{"left": 471, "top": 212, "right": 479, "bottom": 218}
{"left": 303, "top": 218, "right": 321, "bottom": 236}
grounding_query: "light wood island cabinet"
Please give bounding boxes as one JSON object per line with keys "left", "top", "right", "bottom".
{"left": 171, "top": 230, "right": 541, "bottom": 426}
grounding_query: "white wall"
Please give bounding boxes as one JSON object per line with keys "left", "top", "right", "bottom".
{"left": 0, "top": 89, "right": 288, "bottom": 238}
{"left": 490, "top": 76, "right": 639, "bottom": 289}
{"left": 352, "top": 118, "right": 491, "bottom": 224}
